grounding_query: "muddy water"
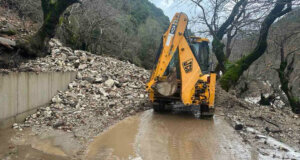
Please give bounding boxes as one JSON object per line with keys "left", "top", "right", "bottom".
{"left": 0, "top": 129, "right": 69, "bottom": 160}
{"left": 1, "top": 110, "right": 256, "bottom": 160}
{"left": 86, "top": 110, "right": 256, "bottom": 160}
{"left": 86, "top": 115, "right": 141, "bottom": 160}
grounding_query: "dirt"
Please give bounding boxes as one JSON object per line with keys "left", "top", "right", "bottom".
{"left": 85, "top": 110, "right": 256, "bottom": 160}
{"left": 1, "top": 3, "right": 300, "bottom": 160}
{"left": 85, "top": 113, "right": 142, "bottom": 160}
{"left": 1, "top": 85, "right": 300, "bottom": 160}
{"left": 215, "top": 84, "right": 300, "bottom": 159}
{"left": 0, "top": 5, "right": 37, "bottom": 39}
{"left": 84, "top": 107, "right": 300, "bottom": 160}
{"left": 0, "top": 129, "right": 69, "bottom": 160}
{"left": 133, "top": 110, "right": 254, "bottom": 160}
{"left": 0, "top": 6, "right": 38, "bottom": 68}
{"left": 2, "top": 109, "right": 255, "bottom": 160}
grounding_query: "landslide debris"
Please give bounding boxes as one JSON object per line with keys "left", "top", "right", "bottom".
{"left": 12, "top": 39, "right": 151, "bottom": 140}
{"left": 216, "top": 85, "right": 300, "bottom": 159}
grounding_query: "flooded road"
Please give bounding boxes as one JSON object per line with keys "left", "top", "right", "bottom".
{"left": 0, "top": 129, "right": 69, "bottom": 160}
{"left": 0, "top": 109, "right": 257, "bottom": 160}
{"left": 86, "top": 110, "right": 256, "bottom": 160}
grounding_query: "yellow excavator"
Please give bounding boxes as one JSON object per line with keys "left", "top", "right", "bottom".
{"left": 146, "top": 12, "right": 216, "bottom": 117}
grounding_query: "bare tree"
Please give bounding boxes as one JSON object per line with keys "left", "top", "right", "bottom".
{"left": 268, "top": 23, "right": 300, "bottom": 112}
{"left": 57, "top": 0, "right": 115, "bottom": 54}
{"left": 220, "top": 0, "right": 293, "bottom": 91}
{"left": 190, "top": 0, "right": 256, "bottom": 72}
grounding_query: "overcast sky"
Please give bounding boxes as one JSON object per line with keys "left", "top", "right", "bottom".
{"left": 150, "top": 0, "right": 203, "bottom": 34}
{"left": 150, "top": 0, "right": 197, "bottom": 20}
{"left": 150, "top": 0, "right": 234, "bottom": 38}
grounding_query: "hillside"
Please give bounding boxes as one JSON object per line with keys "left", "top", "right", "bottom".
{"left": 228, "top": 8, "right": 300, "bottom": 112}
{"left": 1, "top": 1, "right": 300, "bottom": 159}
{"left": 57, "top": 0, "right": 169, "bottom": 69}
{"left": 0, "top": 0, "right": 169, "bottom": 69}
{"left": 2, "top": 38, "right": 299, "bottom": 159}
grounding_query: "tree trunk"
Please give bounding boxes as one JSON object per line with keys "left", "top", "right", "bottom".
{"left": 220, "top": 0, "right": 292, "bottom": 91}
{"left": 226, "top": 27, "right": 235, "bottom": 58}
{"left": 17, "top": 0, "right": 80, "bottom": 57}
{"left": 277, "top": 49, "right": 300, "bottom": 113}
{"left": 212, "top": 39, "right": 227, "bottom": 73}
{"left": 212, "top": 0, "right": 247, "bottom": 72}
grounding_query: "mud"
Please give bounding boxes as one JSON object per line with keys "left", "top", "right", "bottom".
{"left": 85, "top": 109, "right": 255, "bottom": 160}
{"left": 2, "top": 104, "right": 298, "bottom": 160}
{"left": 0, "top": 129, "right": 69, "bottom": 160}
{"left": 2, "top": 109, "right": 254, "bottom": 160}
{"left": 86, "top": 114, "right": 141, "bottom": 160}
{"left": 216, "top": 85, "right": 300, "bottom": 159}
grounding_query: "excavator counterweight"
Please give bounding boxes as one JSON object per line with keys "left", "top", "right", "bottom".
{"left": 146, "top": 13, "right": 216, "bottom": 117}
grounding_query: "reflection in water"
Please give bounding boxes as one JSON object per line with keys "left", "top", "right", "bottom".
{"left": 86, "top": 110, "right": 253, "bottom": 160}
{"left": 148, "top": 112, "right": 216, "bottom": 160}
{"left": 86, "top": 115, "right": 141, "bottom": 160}
{"left": 30, "top": 137, "right": 67, "bottom": 157}
{"left": 0, "top": 129, "right": 70, "bottom": 160}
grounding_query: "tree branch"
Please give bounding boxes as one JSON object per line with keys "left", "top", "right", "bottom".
{"left": 216, "top": 0, "right": 247, "bottom": 40}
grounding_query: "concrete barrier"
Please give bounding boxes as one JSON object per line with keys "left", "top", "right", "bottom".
{"left": 0, "top": 72, "right": 76, "bottom": 128}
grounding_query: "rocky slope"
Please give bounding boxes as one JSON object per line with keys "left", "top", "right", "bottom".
{"left": 216, "top": 85, "right": 300, "bottom": 159}
{"left": 0, "top": 5, "right": 39, "bottom": 68}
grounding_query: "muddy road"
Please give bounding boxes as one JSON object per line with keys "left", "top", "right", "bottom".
{"left": 86, "top": 110, "right": 256, "bottom": 160}
{"left": 1, "top": 109, "right": 258, "bottom": 160}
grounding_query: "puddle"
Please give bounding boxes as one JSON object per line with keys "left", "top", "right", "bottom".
{"left": 86, "top": 110, "right": 255, "bottom": 160}
{"left": 29, "top": 137, "right": 67, "bottom": 157}
{"left": 86, "top": 114, "right": 141, "bottom": 160}
{"left": 0, "top": 129, "right": 69, "bottom": 160}
{"left": 1, "top": 109, "right": 257, "bottom": 160}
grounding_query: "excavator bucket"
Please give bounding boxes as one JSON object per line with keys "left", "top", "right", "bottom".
{"left": 156, "top": 67, "right": 178, "bottom": 97}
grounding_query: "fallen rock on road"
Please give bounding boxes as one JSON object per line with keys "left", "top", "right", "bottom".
{"left": 6, "top": 38, "right": 300, "bottom": 159}
{"left": 216, "top": 85, "right": 300, "bottom": 159}
{"left": 12, "top": 39, "right": 151, "bottom": 141}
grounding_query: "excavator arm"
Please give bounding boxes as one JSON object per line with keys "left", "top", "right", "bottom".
{"left": 147, "top": 13, "right": 203, "bottom": 105}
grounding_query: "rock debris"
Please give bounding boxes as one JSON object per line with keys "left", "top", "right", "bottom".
{"left": 13, "top": 39, "right": 151, "bottom": 139}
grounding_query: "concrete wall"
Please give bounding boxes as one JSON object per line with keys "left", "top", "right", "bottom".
{"left": 0, "top": 72, "right": 76, "bottom": 128}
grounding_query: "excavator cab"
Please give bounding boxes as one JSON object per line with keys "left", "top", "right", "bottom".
{"left": 189, "top": 37, "right": 210, "bottom": 74}
{"left": 155, "top": 36, "right": 211, "bottom": 77}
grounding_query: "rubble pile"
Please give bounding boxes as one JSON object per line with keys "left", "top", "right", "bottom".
{"left": 15, "top": 39, "right": 151, "bottom": 139}
{"left": 215, "top": 85, "right": 300, "bottom": 157}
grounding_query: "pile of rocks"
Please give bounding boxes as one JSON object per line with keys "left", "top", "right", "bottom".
{"left": 215, "top": 85, "right": 300, "bottom": 155}
{"left": 15, "top": 39, "right": 151, "bottom": 139}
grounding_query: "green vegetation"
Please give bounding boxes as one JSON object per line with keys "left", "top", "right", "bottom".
{"left": 109, "top": 0, "right": 169, "bottom": 68}
{"left": 219, "top": 0, "right": 292, "bottom": 90}
{"left": 220, "top": 55, "right": 250, "bottom": 91}
{"left": 57, "top": 0, "right": 169, "bottom": 69}
{"left": 223, "top": 7, "right": 300, "bottom": 112}
{"left": 2, "top": 0, "right": 169, "bottom": 68}
{"left": 278, "top": 60, "right": 300, "bottom": 113}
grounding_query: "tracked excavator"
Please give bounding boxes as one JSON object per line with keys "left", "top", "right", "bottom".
{"left": 146, "top": 13, "right": 216, "bottom": 117}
